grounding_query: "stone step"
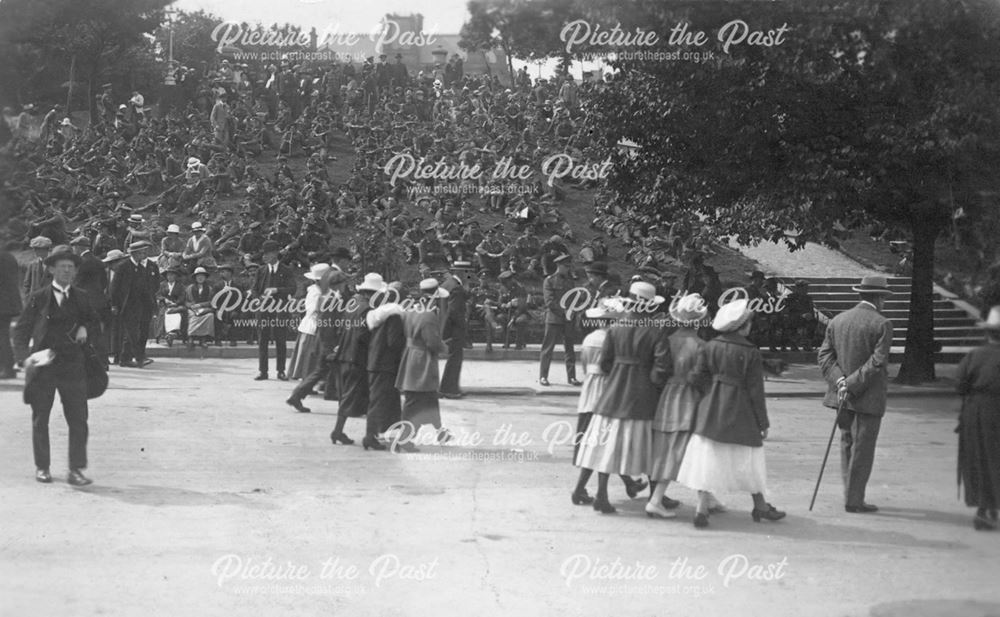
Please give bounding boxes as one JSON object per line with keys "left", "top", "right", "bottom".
{"left": 778, "top": 277, "right": 912, "bottom": 284}
{"left": 885, "top": 318, "right": 979, "bottom": 328}
{"left": 791, "top": 285, "right": 913, "bottom": 293}
{"left": 814, "top": 299, "right": 953, "bottom": 310}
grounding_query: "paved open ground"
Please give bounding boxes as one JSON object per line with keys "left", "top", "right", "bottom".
{"left": 1, "top": 358, "right": 998, "bottom": 617}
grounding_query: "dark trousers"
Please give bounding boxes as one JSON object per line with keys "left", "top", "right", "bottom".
{"left": 120, "top": 305, "right": 152, "bottom": 363}
{"left": 0, "top": 316, "right": 13, "bottom": 374}
{"left": 841, "top": 411, "right": 882, "bottom": 507}
{"left": 440, "top": 337, "right": 464, "bottom": 395}
{"left": 290, "top": 358, "right": 327, "bottom": 401}
{"left": 257, "top": 324, "right": 287, "bottom": 374}
{"left": 539, "top": 321, "right": 576, "bottom": 380}
{"left": 30, "top": 367, "right": 89, "bottom": 470}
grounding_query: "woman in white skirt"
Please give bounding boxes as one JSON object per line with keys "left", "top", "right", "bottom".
{"left": 677, "top": 298, "right": 785, "bottom": 528}
{"left": 288, "top": 263, "right": 332, "bottom": 380}
{"left": 576, "top": 282, "right": 672, "bottom": 514}
{"left": 647, "top": 293, "right": 724, "bottom": 518}
{"left": 571, "top": 298, "right": 648, "bottom": 507}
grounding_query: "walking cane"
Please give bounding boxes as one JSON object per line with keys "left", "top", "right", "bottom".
{"left": 809, "top": 399, "right": 844, "bottom": 511}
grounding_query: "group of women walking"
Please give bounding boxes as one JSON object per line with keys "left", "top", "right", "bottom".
{"left": 572, "top": 284, "right": 785, "bottom": 529}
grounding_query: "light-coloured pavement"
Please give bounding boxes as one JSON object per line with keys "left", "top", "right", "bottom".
{"left": 731, "top": 239, "right": 882, "bottom": 278}
{"left": 1, "top": 358, "right": 998, "bottom": 617}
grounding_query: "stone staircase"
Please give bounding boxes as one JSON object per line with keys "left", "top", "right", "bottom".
{"left": 782, "top": 276, "right": 982, "bottom": 363}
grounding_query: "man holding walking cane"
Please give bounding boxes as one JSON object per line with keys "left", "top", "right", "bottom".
{"left": 817, "top": 275, "right": 894, "bottom": 513}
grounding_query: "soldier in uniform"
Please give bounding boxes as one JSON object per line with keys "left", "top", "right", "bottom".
{"left": 238, "top": 221, "right": 265, "bottom": 264}
{"left": 782, "top": 280, "right": 817, "bottom": 351}
{"left": 539, "top": 254, "right": 581, "bottom": 386}
{"left": 511, "top": 226, "right": 542, "bottom": 276}
{"left": 476, "top": 225, "right": 507, "bottom": 277}
{"left": 418, "top": 225, "right": 448, "bottom": 276}
{"left": 497, "top": 270, "right": 530, "bottom": 350}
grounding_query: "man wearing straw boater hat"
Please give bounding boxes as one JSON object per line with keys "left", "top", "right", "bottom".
{"left": 818, "top": 274, "right": 895, "bottom": 513}
{"left": 13, "top": 245, "right": 100, "bottom": 486}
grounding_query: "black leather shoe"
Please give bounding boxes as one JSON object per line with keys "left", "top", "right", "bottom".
{"left": 624, "top": 477, "right": 648, "bottom": 499}
{"left": 254, "top": 373, "right": 268, "bottom": 381}
{"left": 693, "top": 512, "right": 709, "bottom": 529}
{"left": 538, "top": 377, "right": 550, "bottom": 387}
{"left": 363, "top": 437, "right": 387, "bottom": 451}
{"left": 286, "top": 397, "right": 311, "bottom": 413}
{"left": 845, "top": 503, "right": 879, "bottom": 513}
{"left": 568, "top": 378, "right": 583, "bottom": 386}
{"left": 593, "top": 498, "right": 617, "bottom": 514}
{"left": 35, "top": 469, "right": 52, "bottom": 483}
{"left": 571, "top": 489, "right": 595, "bottom": 505}
{"left": 67, "top": 469, "right": 92, "bottom": 486}
{"left": 276, "top": 372, "right": 288, "bottom": 381}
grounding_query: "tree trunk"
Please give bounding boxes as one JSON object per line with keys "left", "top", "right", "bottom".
{"left": 896, "top": 215, "right": 938, "bottom": 384}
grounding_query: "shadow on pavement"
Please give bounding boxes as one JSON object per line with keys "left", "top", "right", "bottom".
{"left": 81, "top": 484, "right": 279, "bottom": 510}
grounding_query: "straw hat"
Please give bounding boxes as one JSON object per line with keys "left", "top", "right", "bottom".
{"left": 713, "top": 299, "right": 753, "bottom": 333}
{"left": 193, "top": 266, "right": 209, "bottom": 277}
{"left": 127, "top": 241, "right": 148, "bottom": 253}
{"left": 976, "top": 306, "right": 1000, "bottom": 330}
{"left": 304, "top": 263, "right": 331, "bottom": 281}
{"left": 419, "top": 278, "right": 449, "bottom": 298}
{"left": 190, "top": 221, "right": 204, "bottom": 231}
{"left": 851, "top": 275, "right": 893, "bottom": 295}
{"left": 357, "top": 272, "right": 387, "bottom": 292}
{"left": 670, "top": 293, "right": 708, "bottom": 325}
{"left": 166, "top": 224, "right": 181, "bottom": 234}
{"left": 585, "top": 297, "right": 625, "bottom": 320}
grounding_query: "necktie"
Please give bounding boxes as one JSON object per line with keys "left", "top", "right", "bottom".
{"left": 53, "top": 286, "right": 66, "bottom": 307}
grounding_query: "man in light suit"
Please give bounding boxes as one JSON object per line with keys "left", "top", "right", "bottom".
{"left": 818, "top": 274, "right": 894, "bottom": 513}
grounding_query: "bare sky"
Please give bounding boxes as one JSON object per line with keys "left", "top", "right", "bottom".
{"left": 171, "top": 0, "right": 472, "bottom": 33}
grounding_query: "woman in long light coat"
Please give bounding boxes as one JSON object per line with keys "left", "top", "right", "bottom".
{"left": 393, "top": 279, "right": 450, "bottom": 452}
{"left": 676, "top": 299, "right": 785, "bottom": 528}
{"left": 288, "top": 263, "right": 332, "bottom": 380}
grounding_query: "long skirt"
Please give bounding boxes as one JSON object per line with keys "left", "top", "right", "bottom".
{"left": 575, "top": 414, "right": 651, "bottom": 477}
{"left": 402, "top": 391, "right": 441, "bottom": 433}
{"left": 676, "top": 434, "right": 767, "bottom": 494}
{"left": 162, "top": 310, "right": 184, "bottom": 336}
{"left": 648, "top": 430, "right": 692, "bottom": 483}
{"left": 187, "top": 310, "right": 215, "bottom": 337}
{"left": 958, "top": 396, "right": 1000, "bottom": 509}
{"left": 368, "top": 371, "right": 402, "bottom": 434}
{"left": 337, "top": 363, "right": 369, "bottom": 418}
{"left": 287, "top": 331, "right": 321, "bottom": 380}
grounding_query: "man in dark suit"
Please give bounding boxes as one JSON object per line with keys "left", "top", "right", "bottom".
{"left": 818, "top": 274, "right": 894, "bottom": 513}
{"left": 71, "top": 235, "right": 110, "bottom": 359}
{"left": 439, "top": 270, "right": 467, "bottom": 398}
{"left": 0, "top": 243, "right": 24, "bottom": 378}
{"left": 253, "top": 240, "right": 296, "bottom": 380}
{"left": 109, "top": 242, "right": 157, "bottom": 367}
{"left": 539, "top": 254, "right": 580, "bottom": 387}
{"left": 13, "top": 246, "right": 100, "bottom": 486}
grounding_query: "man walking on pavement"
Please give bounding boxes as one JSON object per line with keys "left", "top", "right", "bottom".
{"left": 539, "top": 254, "right": 581, "bottom": 387}
{"left": 440, "top": 270, "right": 467, "bottom": 398}
{"left": 818, "top": 274, "right": 894, "bottom": 513}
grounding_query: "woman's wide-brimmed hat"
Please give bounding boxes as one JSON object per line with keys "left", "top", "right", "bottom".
{"left": 357, "top": 272, "right": 387, "bottom": 292}
{"left": 584, "top": 297, "right": 626, "bottom": 320}
{"left": 102, "top": 249, "right": 126, "bottom": 263}
{"left": 851, "top": 274, "right": 893, "bottom": 295}
{"left": 670, "top": 293, "right": 708, "bottom": 324}
{"left": 713, "top": 298, "right": 753, "bottom": 333}
{"left": 976, "top": 305, "right": 1000, "bottom": 330}
{"left": 627, "top": 281, "right": 665, "bottom": 305}
{"left": 304, "top": 263, "right": 331, "bottom": 281}
{"left": 43, "top": 245, "right": 81, "bottom": 267}
{"left": 419, "top": 277, "right": 449, "bottom": 299}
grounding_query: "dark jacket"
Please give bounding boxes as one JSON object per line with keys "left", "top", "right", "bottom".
{"left": 333, "top": 293, "right": 371, "bottom": 367}
{"left": 366, "top": 304, "right": 406, "bottom": 374}
{"left": 817, "top": 302, "right": 892, "bottom": 416}
{"left": 251, "top": 262, "right": 296, "bottom": 314}
{"left": 74, "top": 251, "right": 109, "bottom": 312}
{"left": 0, "top": 251, "right": 23, "bottom": 317}
{"left": 110, "top": 258, "right": 157, "bottom": 311}
{"left": 594, "top": 322, "right": 671, "bottom": 420}
{"left": 689, "top": 332, "right": 769, "bottom": 447}
{"left": 543, "top": 271, "right": 574, "bottom": 325}
{"left": 13, "top": 285, "right": 100, "bottom": 362}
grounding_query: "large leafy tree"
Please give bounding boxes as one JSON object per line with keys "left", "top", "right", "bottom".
{"left": 0, "top": 0, "right": 169, "bottom": 114}
{"left": 587, "top": 0, "right": 1000, "bottom": 383}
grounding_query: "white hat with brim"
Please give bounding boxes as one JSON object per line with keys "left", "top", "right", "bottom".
{"left": 670, "top": 293, "right": 708, "bottom": 324}
{"left": 304, "top": 263, "right": 332, "bottom": 281}
{"left": 29, "top": 236, "right": 52, "bottom": 249}
{"left": 193, "top": 267, "right": 209, "bottom": 276}
{"left": 187, "top": 157, "right": 201, "bottom": 168}
{"left": 190, "top": 222, "right": 204, "bottom": 231}
{"left": 713, "top": 298, "right": 753, "bottom": 333}
{"left": 419, "top": 278, "right": 449, "bottom": 298}
{"left": 102, "top": 249, "right": 126, "bottom": 262}
{"left": 627, "top": 281, "right": 665, "bottom": 305}
{"left": 357, "top": 272, "right": 388, "bottom": 292}
{"left": 166, "top": 224, "right": 180, "bottom": 234}
{"left": 585, "top": 297, "right": 626, "bottom": 320}
{"left": 851, "top": 274, "right": 893, "bottom": 295}
{"left": 976, "top": 306, "right": 1000, "bottom": 330}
